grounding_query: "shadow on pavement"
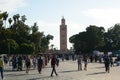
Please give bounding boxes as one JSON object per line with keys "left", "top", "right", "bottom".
{"left": 5, "top": 73, "right": 36, "bottom": 77}
{"left": 94, "top": 66, "right": 105, "bottom": 69}
{"left": 60, "top": 70, "right": 78, "bottom": 73}
{"left": 4, "top": 69, "right": 25, "bottom": 72}
{"left": 87, "top": 71, "right": 106, "bottom": 75}
{"left": 27, "top": 76, "right": 52, "bottom": 80}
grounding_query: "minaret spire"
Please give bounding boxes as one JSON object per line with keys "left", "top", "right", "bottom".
{"left": 61, "top": 16, "right": 65, "bottom": 25}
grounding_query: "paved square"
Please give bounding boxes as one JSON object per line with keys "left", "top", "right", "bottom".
{"left": 3, "top": 61, "right": 120, "bottom": 80}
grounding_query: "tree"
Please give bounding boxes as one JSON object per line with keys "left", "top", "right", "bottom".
{"left": 0, "top": 12, "right": 3, "bottom": 19}
{"left": 31, "top": 22, "right": 38, "bottom": 33}
{"left": 86, "top": 25, "right": 105, "bottom": 51}
{"left": 103, "top": 24, "right": 120, "bottom": 51}
{"left": 51, "top": 44, "right": 54, "bottom": 50}
{"left": 0, "top": 12, "right": 54, "bottom": 55}
{"left": 69, "top": 25, "right": 105, "bottom": 54}
{"left": 16, "top": 14, "right": 20, "bottom": 21}
{"left": 40, "top": 34, "right": 53, "bottom": 53}
{"left": 8, "top": 18, "right": 12, "bottom": 27}
{"left": 21, "top": 15, "right": 27, "bottom": 23}
{"left": 0, "top": 39, "right": 18, "bottom": 54}
{"left": 2, "top": 11, "right": 8, "bottom": 28}
{"left": 0, "top": 19, "right": 3, "bottom": 28}
{"left": 19, "top": 43, "right": 35, "bottom": 54}
{"left": 31, "top": 32, "right": 43, "bottom": 53}
{"left": 13, "top": 15, "right": 17, "bottom": 24}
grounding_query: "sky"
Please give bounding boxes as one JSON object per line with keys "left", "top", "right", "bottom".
{"left": 1, "top": 0, "right": 120, "bottom": 49}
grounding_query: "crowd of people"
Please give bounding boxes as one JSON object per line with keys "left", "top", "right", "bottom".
{"left": 0, "top": 53, "right": 120, "bottom": 80}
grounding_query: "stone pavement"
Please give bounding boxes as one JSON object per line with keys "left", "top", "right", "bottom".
{"left": 3, "top": 60, "right": 120, "bottom": 80}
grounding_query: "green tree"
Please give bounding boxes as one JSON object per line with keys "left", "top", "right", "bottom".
{"left": 0, "top": 12, "right": 53, "bottom": 55}
{"left": 13, "top": 15, "right": 17, "bottom": 24}
{"left": 16, "top": 14, "right": 20, "bottom": 21}
{"left": 8, "top": 18, "right": 12, "bottom": 27}
{"left": 0, "top": 19, "right": 3, "bottom": 28}
{"left": 2, "top": 11, "right": 8, "bottom": 28}
{"left": 40, "top": 34, "right": 53, "bottom": 53}
{"left": 31, "top": 22, "right": 38, "bottom": 33}
{"left": 69, "top": 25, "right": 105, "bottom": 54}
{"left": 21, "top": 15, "right": 27, "bottom": 23}
{"left": 0, "top": 39, "right": 18, "bottom": 54}
{"left": 19, "top": 43, "right": 35, "bottom": 54}
{"left": 103, "top": 24, "right": 120, "bottom": 51}
{"left": 31, "top": 32, "right": 43, "bottom": 53}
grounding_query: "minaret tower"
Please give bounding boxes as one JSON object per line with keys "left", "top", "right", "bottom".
{"left": 60, "top": 17, "right": 67, "bottom": 52}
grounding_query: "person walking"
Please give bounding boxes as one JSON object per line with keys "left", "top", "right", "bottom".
{"left": 104, "top": 54, "right": 110, "bottom": 73}
{"left": 11, "top": 56, "right": 17, "bottom": 71}
{"left": 77, "top": 55, "right": 82, "bottom": 71}
{"left": 17, "top": 56, "right": 23, "bottom": 71}
{"left": 50, "top": 54, "right": 58, "bottom": 77}
{"left": 83, "top": 55, "right": 88, "bottom": 71}
{"left": 110, "top": 55, "right": 114, "bottom": 67}
{"left": 32, "top": 56, "right": 37, "bottom": 69}
{"left": 37, "top": 56, "right": 43, "bottom": 74}
{"left": 25, "top": 56, "right": 31, "bottom": 74}
{"left": 56, "top": 56, "right": 60, "bottom": 67}
{"left": 0, "top": 56, "right": 4, "bottom": 80}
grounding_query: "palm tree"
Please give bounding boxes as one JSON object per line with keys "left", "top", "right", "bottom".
{"left": 31, "top": 22, "right": 38, "bottom": 33}
{"left": 0, "top": 12, "right": 3, "bottom": 19}
{"left": 0, "top": 20, "right": 3, "bottom": 28}
{"left": 16, "top": 14, "right": 20, "bottom": 22}
{"left": 51, "top": 44, "right": 54, "bottom": 50}
{"left": 2, "top": 11, "right": 8, "bottom": 28}
{"left": 21, "top": 15, "right": 27, "bottom": 23}
{"left": 13, "top": 15, "right": 17, "bottom": 24}
{"left": 16, "top": 14, "right": 20, "bottom": 20}
{"left": 32, "top": 32, "right": 43, "bottom": 54}
{"left": 8, "top": 18, "right": 12, "bottom": 27}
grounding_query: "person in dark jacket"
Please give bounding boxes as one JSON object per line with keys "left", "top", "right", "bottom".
{"left": 78, "top": 55, "right": 83, "bottom": 71}
{"left": 37, "top": 56, "right": 43, "bottom": 74}
{"left": 50, "top": 54, "right": 58, "bottom": 77}
{"left": 25, "top": 56, "right": 31, "bottom": 74}
{"left": 83, "top": 56, "right": 88, "bottom": 71}
{"left": 104, "top": 54, "right": 110, "bottom": 73}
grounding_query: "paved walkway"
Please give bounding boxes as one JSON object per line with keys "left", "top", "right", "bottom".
{"left": 3, "top": 60, "right": 120, "bottom": 80}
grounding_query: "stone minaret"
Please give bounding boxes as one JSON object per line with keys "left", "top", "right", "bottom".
{"left": 60, "top": 17, "right": 67, "bottom": 52}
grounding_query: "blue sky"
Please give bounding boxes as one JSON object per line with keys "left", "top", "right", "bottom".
{"left": 1, "top": 0, "right": 120, "bottom": 49}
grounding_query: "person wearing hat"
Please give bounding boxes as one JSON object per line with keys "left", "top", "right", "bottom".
{"left": 0, "top": 56, "right": 4, "bottom": 80}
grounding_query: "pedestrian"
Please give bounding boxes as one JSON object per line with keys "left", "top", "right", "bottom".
{"left": 37, "top": 56, "right": 43, "bottom": 74}
{"left": 83, "top": 55, "right": 88, "bottom": 71}
{"left": 25, "top": 56, "right": 31, "bottom": 74}
{"left": 0, "top": 56, "right": 4, "bottom": 80}
{"left": 110, "top": 55, "right": 114, "bottom": 67}
{"left": 104, "top": 54, "right": 110, "bottom": 73}
{"left": 32, "top": 56, "right": 37, "bottom": 69}
{"left": 56, "top": 56, "right": 60, "bottom": 67}
{"left": 50, "top": 54, "right": 58, "bottom": 77}
{"left": 11, "top": 56, "right": 17, "bottom": 71}
{"left": 17, "top": 56, "right": 23, "bottom": 71}
{"left": 77, "top": 55, "right": 82, "bottom": 71}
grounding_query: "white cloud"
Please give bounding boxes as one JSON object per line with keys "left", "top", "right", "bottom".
{"left": 83, "top": 8, "right": 120, "bottom": 29}
{"left": 0, "top": 0, "right": 27, "bottom": 12}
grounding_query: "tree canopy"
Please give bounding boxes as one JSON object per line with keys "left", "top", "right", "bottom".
{"left": 69, "top": 24, "right": 120, "bottom": 54}
{"left": 0, "top": 11, "right": 53, "bottom": 55}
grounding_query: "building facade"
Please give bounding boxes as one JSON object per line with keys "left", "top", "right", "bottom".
{"left": 60, "top": 17, "right": 67, "bottom": 52}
